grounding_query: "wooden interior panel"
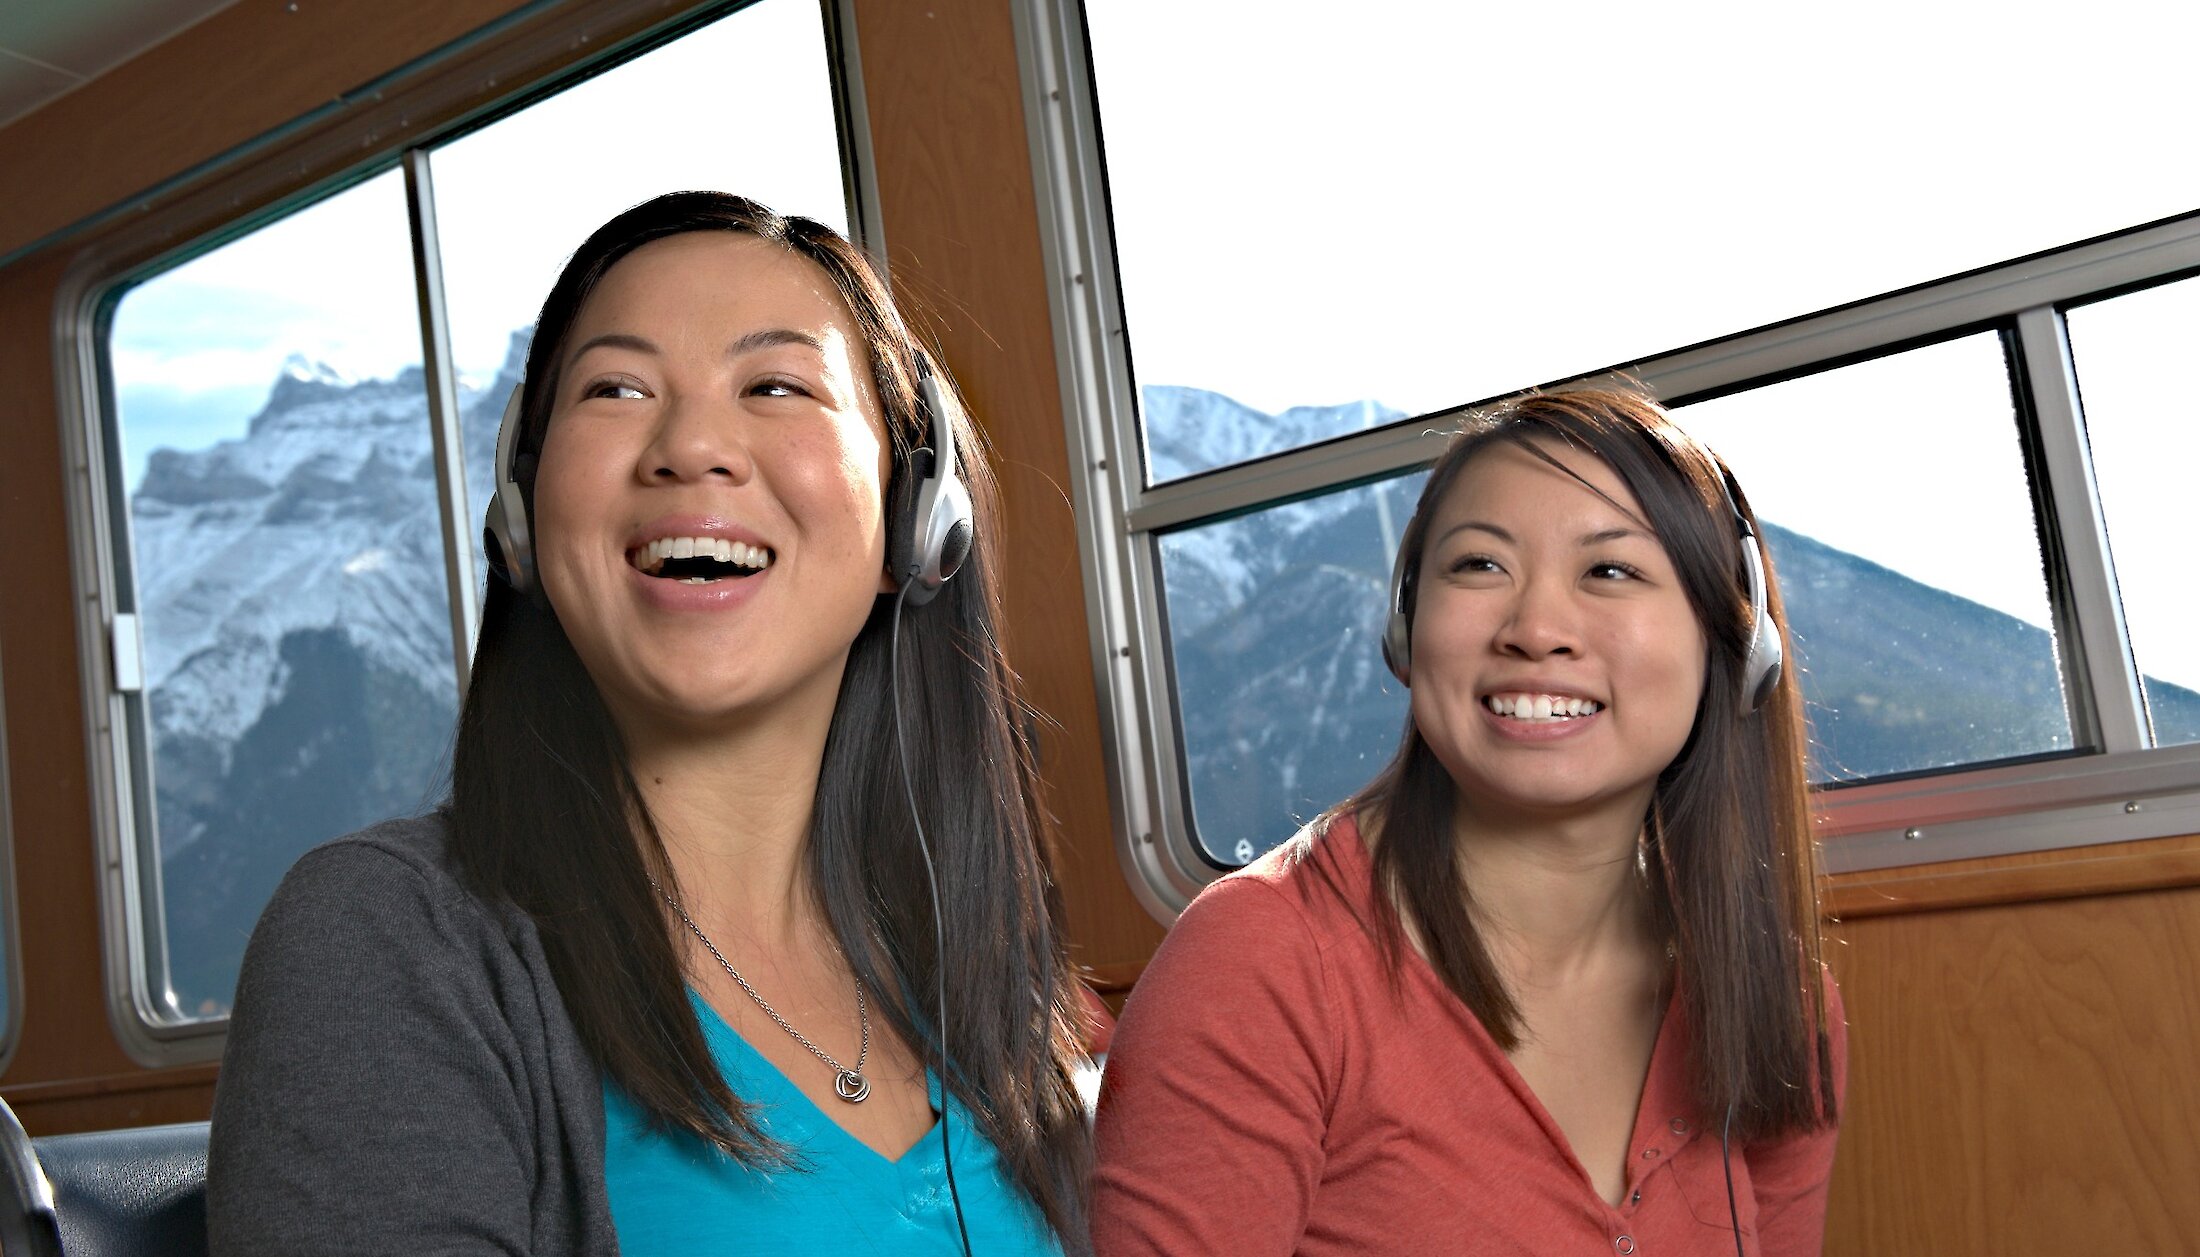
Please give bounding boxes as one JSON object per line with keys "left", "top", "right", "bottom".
{"left": 850, "top": 0, "right": 1166, "bottom": 973}
{"left": 6, "top": 1067, "right": 220, "bottom": 1138}
{"left": 0, "top": 248, "right": 137, "bottom": 1093}
{"left": 1823, "top": 882, "right": 2200, "bottom": 1256}
{"left": 0, "top": 0, "right": 537, "bottom": 262}
{"left": 1827, "top": 829, "right": 2200, "bottom": 919}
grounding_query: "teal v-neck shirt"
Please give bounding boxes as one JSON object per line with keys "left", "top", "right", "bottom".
{"left": 603, "top": 991, "right": 1064, "bottom": 1255}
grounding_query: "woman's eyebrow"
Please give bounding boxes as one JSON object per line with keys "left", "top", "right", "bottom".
{"left": 566, "top": 328, "right": 826, "bottom": 365}
{"left": 1432, "top": 520, "right": 1513, "bottom": 547}
{"left": 1580, "top": 526, "right": 1653, "bottom": 546}
{"left": 567, "top": 331, "right": 657, "bottom": 362}
{"left": 728, "top": 327, "right": 826, "bottom": 356}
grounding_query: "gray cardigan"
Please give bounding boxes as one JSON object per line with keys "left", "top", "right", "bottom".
{"left": 207, "top": 813, "right": 620, "bottom": 1255}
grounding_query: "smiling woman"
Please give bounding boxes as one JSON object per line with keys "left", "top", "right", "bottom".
{"left": 204, "top": 193, "right": 1092, "bottom": 1256}
{"left": 1092, "top": 390, "right": 1842, "bottom": 1257}
{"left": 532, "top": 234, "right": 894, "bottom": 742}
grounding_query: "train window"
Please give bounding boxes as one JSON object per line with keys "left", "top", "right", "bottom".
{"left": 106, "top": 169, "right": 460, "bottom": 1023}
{"left": 1080, "top": 2, "right": 2200, "bottom": 487}
{"left": 1158, "top": 468, "right": 1425, "bottom": 865}
{"left": 2065, "top": 279, "right": 2200, "bottom": 748}
{"left": 1025, "top": 0, "right": 2200, "bottom": 905}
{"left": 429, "top": 0, "right": 850, "bottom": 583}
{"left": 1672, "top": 333, "right": 2076, "bottom": 782}
{"left": 81, "top": 0, "right": 859, "bottom": 1052}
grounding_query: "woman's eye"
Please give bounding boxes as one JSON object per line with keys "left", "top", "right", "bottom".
{"left": 1588, "top": 561, "right": 1644, "bottom": 581}
{"left": 584, "top": 380, "right": 647, "bottom": 401}
{"left": 748, "top": 376, "right": 813, "bottom": 400}
{"left": 1449, "top": 554, "right": 1501, "bottom": 575}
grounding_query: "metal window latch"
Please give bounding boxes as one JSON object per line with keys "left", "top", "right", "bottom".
{"left": 111, "top": 612, "right": 144, "bottom": 693}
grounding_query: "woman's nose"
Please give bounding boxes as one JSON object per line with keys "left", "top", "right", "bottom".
{"left": 638, "top": 393, "right": 755, "bottom": 484}
{"left": 1495, "top": 576, "right": 1580, "bottom": 659}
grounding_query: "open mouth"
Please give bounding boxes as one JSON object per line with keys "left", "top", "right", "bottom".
{"left": 1482, "top": 692, "right": 1604, "bottom": 723}
{"left": 627, "top": 536, "right": 775, "bottom": 585}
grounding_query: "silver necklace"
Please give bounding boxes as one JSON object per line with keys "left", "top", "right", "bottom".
{"left": 652, "top": 881, "right": 871, "bottom": 1103}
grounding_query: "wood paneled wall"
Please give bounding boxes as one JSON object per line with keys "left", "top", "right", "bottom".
{"left": 1819, "top": 833, "right": 2200, "bottom": 1256}
{"left": 0, "top": 0, "right": 538, "bottom": 264}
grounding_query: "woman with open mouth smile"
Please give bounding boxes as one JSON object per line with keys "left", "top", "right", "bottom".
{"left": 210, "top": 193, "right": 1091, "bottom": 1256}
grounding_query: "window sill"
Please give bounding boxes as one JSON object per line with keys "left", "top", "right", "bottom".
{"left": 1823, "top": 829, "right": 2200, "bottom": 920}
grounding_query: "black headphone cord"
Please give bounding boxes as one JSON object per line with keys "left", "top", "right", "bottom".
{"left": 1722, "top": 1103, "right": 1744, "bottom": 1257}
{"left": 890, "top": 580, "right": 976, "bottom": 1257}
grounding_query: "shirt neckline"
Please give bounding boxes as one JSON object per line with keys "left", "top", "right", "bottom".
{"left": 1318, "top": 813, "right": 1703, "bottom": 1213}
{"left": 686, "top": 987, "right": 955, "bottom": 1181}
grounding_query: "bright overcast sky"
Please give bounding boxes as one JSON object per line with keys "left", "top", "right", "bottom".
{"left": 1084, "top": 0, "right": 2200, "bottom": 692}
{"left": 106, "top": 0, "right": 2199, "bottom": 693}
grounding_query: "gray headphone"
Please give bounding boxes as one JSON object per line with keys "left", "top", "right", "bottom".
{"left": 483, "top": 352, "right": 974, "bottom": 604}
{"left": 1379, "top": 462, "right": 1781, "bottom": 715}
{"left": 887, "top": 355, "right": 975, "bottom": 606}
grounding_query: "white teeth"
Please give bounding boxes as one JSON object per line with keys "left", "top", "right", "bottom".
{"left": 628, "top": 536, "right": 777, "bottom": 574}
{"left": 1483, "top": 692, "right": 1604, "bottom": 722}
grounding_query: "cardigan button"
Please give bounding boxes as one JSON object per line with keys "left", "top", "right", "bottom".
{"left": 1670, "top": 1117, "right": 1689, "bottom": 1134}
{"left": 1615, "top": 1237, "right": 1636, "bottom": 1255}
{"left": 1641, "top": 1147, "right": 1661, "bottom": 1159}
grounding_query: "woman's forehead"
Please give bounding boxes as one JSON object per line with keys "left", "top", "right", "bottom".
{"left": 1432, "top": 436, "right": 1651, "bottom": 533}
{"left": 573, "top": 232, "right": 864, "bottom": 349}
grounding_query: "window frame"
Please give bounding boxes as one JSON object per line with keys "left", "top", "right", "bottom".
{"left": 51, "top": 0, "right": 883, "bottom": 1066}
{"left": 0, "top": 646, "right": 25, "bottom": 1074}
{"left": 1017, "top": 0, "right": 2200, "bottom": 921}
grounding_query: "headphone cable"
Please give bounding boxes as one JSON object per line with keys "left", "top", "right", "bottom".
{"left": 891, "top": 580, "right": 975, "bottom": 1257}
{"left": 1722, "top": 1103, "right": 1744, "bottom": 1257}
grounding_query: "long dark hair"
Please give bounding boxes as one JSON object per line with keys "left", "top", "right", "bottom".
{"left": 449, "top": 192, "right": 1091, "bottom": 1239}
{"left": 1337, "top": 388, "right": 1835, "bottom": 1142}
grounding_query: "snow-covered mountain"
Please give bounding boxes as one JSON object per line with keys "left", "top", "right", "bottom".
{"left": 133, "top": 335, "right": 522, "bottom": 1014}
{"left": 1142, "top": 385, "right": 1403, "bottom": 483}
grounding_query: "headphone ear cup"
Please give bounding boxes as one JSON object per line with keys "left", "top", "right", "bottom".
{"left": 932, "top": 477, "right": 975, "bottom": 586}
{"left": 896, "top": 452, "right": 973, "bottom": 608}
{"left": 486, "top": 385, "right": 534, "bottom": 594}
{"left": 1737, "top": 531, "right": 1781, "bottom": 714}
{"left": 1381, "top": 540, "right": 1414, "bottom": 685}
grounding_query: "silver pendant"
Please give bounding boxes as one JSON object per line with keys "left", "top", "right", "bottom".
{"left": 834, "top": 1069, "right": 871, "bottom": 1103}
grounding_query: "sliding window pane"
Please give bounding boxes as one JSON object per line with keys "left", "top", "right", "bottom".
{"left": 430, "top": 0, "right": 850, "bottom": 579}
{"left": 2066, "top": 280, "right": 2200, "bottom": 746}
{"left": 1086, "top": 1, "right": 2200, "bottom": 482}
{"left": 1158, "top": 463, "right": 1425, "bottom": 865}
{"left": 1674, "top": 334, "right": 2071, "bottom": 781}
{"left": 107, "top": 169, "right": 459, "bottom": 1019}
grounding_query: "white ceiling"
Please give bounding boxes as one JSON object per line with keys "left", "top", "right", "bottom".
{"left": 0, "top": 0, "right": 240, "bottom": 131}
